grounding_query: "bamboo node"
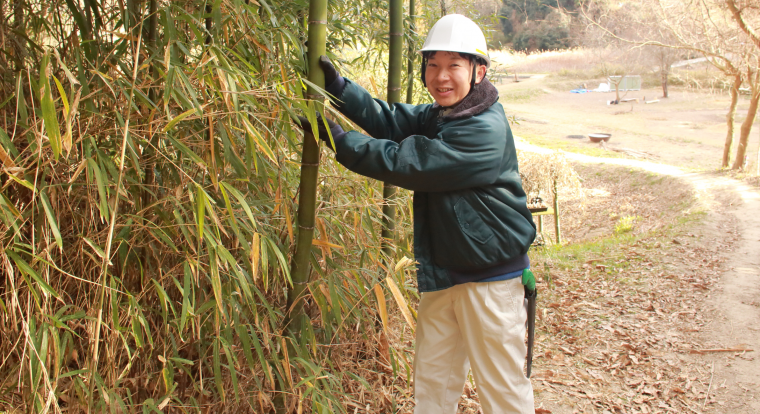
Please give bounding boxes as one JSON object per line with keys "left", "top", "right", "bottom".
{"left": 301, "top": 162, "right": 319, "bottom": 167}
{"left": 308, "top": 20, "right": 327, "bottom": 24}
{"left": 298, "top": 225, "right": 315, "bottom": 230}
{"left": 388, "top": 87, "right": 403, "bottom": 91}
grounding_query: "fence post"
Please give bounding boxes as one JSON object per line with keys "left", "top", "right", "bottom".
{"left": 553, "top": 179, "right": 561, "bottom": 244}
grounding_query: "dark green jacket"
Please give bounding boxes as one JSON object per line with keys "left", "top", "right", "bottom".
{"left": 331, "top": 79, "right": 535, "bottom": 292}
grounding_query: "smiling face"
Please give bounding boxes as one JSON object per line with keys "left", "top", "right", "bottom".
{"left": 425, "top": 51, "right": 487, "bottom": 107}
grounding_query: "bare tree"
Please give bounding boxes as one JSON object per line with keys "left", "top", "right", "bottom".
{"left": 725, "top": 0, "right": 760, "bottom": 170}
{"left": 581, "top": 2, "right": 647, "bottom": 103}
{"left": 585, "top": 0, "right": 759, "bottom": 169}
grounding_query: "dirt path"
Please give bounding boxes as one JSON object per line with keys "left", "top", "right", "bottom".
{"left": 692, "top": 175, "right": 760, "bottom": 412}
{"left": 517, "top": 139, "right": 760, "bottom": 412}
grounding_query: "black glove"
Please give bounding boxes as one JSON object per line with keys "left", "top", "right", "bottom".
{"left": 295, "top": 115, "right": 346, "bottom": 150}
{"left": 319, "top": 56, "right": 340, "bottom": 86}
{"left": 319, "top": 56, "right": 346, "bottom": 98}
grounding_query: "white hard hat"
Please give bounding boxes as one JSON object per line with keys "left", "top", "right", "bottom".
{"left": 420, "top": 14, "right": 490, "bottom": 68}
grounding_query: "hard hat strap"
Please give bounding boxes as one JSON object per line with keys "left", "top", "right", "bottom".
{"left": 470, "top": 62, "right": 477, "bottom": 90}
{"left": 421, "top": 57, "right": 427, "bottom": 87}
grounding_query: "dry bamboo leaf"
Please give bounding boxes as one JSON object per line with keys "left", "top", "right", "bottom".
{"left": 0, "top": 145, "right": 16, "bottom": 169}
{"left": 208, "top": 115, "right": 218, "bottom": 190}
{"left": 319, "top": 283, "right": 333, "bottom": 307}
{"left": 251, "top": 233, "right": 260, "bottom": 281}
{"left": 284, "top": 202, "right": 294, "bottom": 244}
{"left": 311, "top": 239, "right": 342, "bottom": 249}
{"left": 317, "top": 217, "right": 332, "bottom": 259}
{"left": 385, "top": 276, "right": 415, "bottom": 332}
{"left": 394, "top": 256, "right": 415, "bottom": 272}
{"left": 282, "top": 337, "right": 293, "bottom": 389}
{"left": 374, "top": 284, "right": 388, "bottom": 336}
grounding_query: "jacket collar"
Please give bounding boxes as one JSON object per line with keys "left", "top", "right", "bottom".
{"left": 434, "top": 78, "right": 499, "bottom": 121}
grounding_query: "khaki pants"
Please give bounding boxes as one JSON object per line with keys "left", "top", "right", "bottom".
{"left": 413, "top": 278, "right": 534, "bottom": 414}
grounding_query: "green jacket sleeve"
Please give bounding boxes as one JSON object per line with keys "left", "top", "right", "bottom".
{"left": 334, "top": 108, "right": 509, "bottom": 192}
{"left": 333, "top": 79, "right": 430, "bottom": 142}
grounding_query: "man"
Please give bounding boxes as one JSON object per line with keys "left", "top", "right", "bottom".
{"left": 298, "top": 14, "right": 536, "bottom": 414}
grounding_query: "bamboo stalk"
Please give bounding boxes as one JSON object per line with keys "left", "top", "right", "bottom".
{"left": 405, "top": 0, "right": 416, "bottom": 105}
{"left": 381, "top": 0, "right": 403, "bottom": 259}
{"left": 141, "top": 0, "right": 160, "bottom": 278}
{"left": 286, "top": 0, "right": 327, "bottom": 336}
{"left": 13, "top": 0, "right": 25, "bottom": 74}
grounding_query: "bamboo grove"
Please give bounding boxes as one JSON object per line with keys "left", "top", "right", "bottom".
{"left": 0, "top": 0, "right": 482, "bottom": 411}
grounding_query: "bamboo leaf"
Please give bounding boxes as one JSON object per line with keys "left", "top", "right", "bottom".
{"left": 152, "top": 280, "right": 171, "bottom": 324}
{"left": 208, "top": 247, "right": 225, "bottom": 316}
{"left": 39, "top": 191, "right": 63, "bottom": 250}
{"left": 311, "top": 239, "right": 342, "bottom": 249}
{"left": 53, "top": 48, "right": 80, "bottom": 86}
{"left": 220, "top": 182, "right": 257, "bottom": 230}
{"left": 80, "top": 237, "right": 106, "bottom": 262}
{"left": 148, "top": 227, "right": 179, "bottom": 253}
{"left": 213, "top": 339, "right": 225, "bottom": 400}
{"left": 263, "top": 236, "right": 290, "bottom": 285}
{"left": 163, "top": 107, "right": 198, "bottom": 133}
{"left": 40, "top": 53, "right": 62, "bottom": 160}
{"left": 180, "top": 262, "right": 193, "bottom": 333}
{"left": 219, "top": 184, "right": 240, "bottom": 235}
{"left": 386, "top": 276, "right": 415, "bottom": 332}
{"left": 87, "top": 158, "right": 109, "bottom": 219}
{"left": 7, "top": 251, "right": 60, "bottom": 299}
{"left": 283, "top": 203, "right": 294, "bottom": 244}
{"left": 195, "top": 184, "right": 206, "bottom": 241}
{"left": 221, "top": 338, "right": 241, "bottom": 401}
{"left": 234, "top": 321, "right": 262, "bottom": 389}
{"left": 168, "top": 135, "right": 207, "bottom": 168}
{"left": 281, "top": 337, "right": 293, "bottom": 388}
{"left": 0, "top": 126, "right": 18, "bottom": 166}
{"left": 373, "top": 284, "right": 388, "bottom": 336}
{"left": 52, "top": 76, "right": 70, "bottom": 115}
{"left": 240, "top": 117, "right": 277, "bottom": 164}
{"left": 8, "top": 174, "right": 36, "bottom": 194}
{"left": 251, "top": 233, "right": 260, "bottom": 282}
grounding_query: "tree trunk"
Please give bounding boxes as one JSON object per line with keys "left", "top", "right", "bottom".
{"left": 661, "top": 65, "right": 669, "bottom": 98}
{"left": 756, "top": 126, "right": 760, "bottom": 175}
{"left": 731, "top": 71, "right": 759, "bottom": 170}
{"left": 405, "top": 0, "right": 416, "bottom": 105}
{"left": 286, "top": 0, "right": 327, "bottom": 336}
{"left": 381, "top": 0, "right": 403, "bottom": 259}
{"left": 723, "top": 72, "right": 741, "bottom": 168}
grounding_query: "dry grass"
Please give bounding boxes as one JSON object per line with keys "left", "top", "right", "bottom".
{"left": 559, "top": 163, "right": 696, "bottom": 243}
{"left": 517, "top": 150, "right": 584, "bottom": 205}
{"left": 490, "top": 49, "right": 600, "bottom": 76}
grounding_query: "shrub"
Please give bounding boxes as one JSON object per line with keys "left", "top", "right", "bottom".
{"left": 614, "top": 215, "right": 639, "bottom": 235}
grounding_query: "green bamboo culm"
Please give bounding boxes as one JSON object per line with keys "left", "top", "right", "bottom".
{"left": 381, "top": 0, "right": 404, "bottom": 260}
{"left": 405, "top": 0, "right": 416, "bottom": 105}
{"left": 286, "top": 0, "right": 328, "bottom": 336}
